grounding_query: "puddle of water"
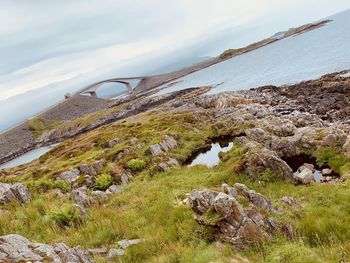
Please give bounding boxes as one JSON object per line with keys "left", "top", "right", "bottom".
{"left": 0, "top": 144, "right": 59, "bottom": 170}
{"left": 188, "top": 142, "right": 234, "bottom": 168}
{"left": 313, "top": 170, "right": 323, "bottom": 183}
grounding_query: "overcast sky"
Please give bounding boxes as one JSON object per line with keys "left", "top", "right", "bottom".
{"left": 0, "top": 0, "right": 349, "bottom": 101}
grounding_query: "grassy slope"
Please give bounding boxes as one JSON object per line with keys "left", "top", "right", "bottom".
{"left": 1, "top": 109, "right": 350, "bottom": 263}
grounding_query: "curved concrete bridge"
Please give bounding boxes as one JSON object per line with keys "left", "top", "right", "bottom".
{"left": 80, "top": 77, "right": 147, "bottom": 97}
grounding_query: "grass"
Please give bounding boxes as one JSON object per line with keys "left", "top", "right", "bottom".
{"left": 27, "top": 117, "right": 61, "bottom": 138}
{"left": 2, "top": 109, "right": 350, "bottom": 262}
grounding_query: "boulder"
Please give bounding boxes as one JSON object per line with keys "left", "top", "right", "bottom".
{"left": 121, "top": 171, "right": 133, "bottom": 185}
{"left": 78, "top": 164, "right": 97, "bottom": 176}
{"left": 149, "top": 136, "right": 178, "bottom": 156}
{"left": 189, "top": 184, "right": 289, "bottom": 250}
{"left": 107, "top": 248, "right": 125, "bottom": 259}
{"left": 117, "top": 239, "right": 143, "bottom": 249}
{"left": 158, "top": 163, "right": 170, "bottom": 172}
{"left": 0, "top": 234, "right": 93, "bottom": 263}
{"left": 293, "top": 164, "right": 315, "bottom": 184}
{"left": 0, "top": 183, "right": 30, "bottom": 205}
{"left": 322, "top": 168, "right": 333, "bottom": 176}
{"left": 56, "top": 168, "right": 80, "bottom": 183}
{"left": 71, "top": 187, "right": 95, "bottom": 207}
{"left": 106, "top": 185, "right": 122, "bottom": 194}
{"left": 239, "top": 148, "right": 294, "bottom": 183}
{"left": 159, "top": 135, "right": 177, "bottom": 151}
{"left": 149, "top": 144, "right": 163, "bottom": 156}
{"left": 107, "top": 138, "right": 122, "bottom": 148}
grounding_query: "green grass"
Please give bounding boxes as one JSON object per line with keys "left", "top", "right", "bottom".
{"left": 2, "top": 110, "right": 350, "bottom": 262}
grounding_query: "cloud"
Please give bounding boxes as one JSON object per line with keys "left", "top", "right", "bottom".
{"left": 0, "top": 0, "right": 348, "bottom": 101}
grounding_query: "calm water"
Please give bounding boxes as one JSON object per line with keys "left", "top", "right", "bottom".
{"left": 189, "top": 142, "right": 234, "bottom": 168}
{"left": 0, "top": 144, "right": 59, "bottom": 169}
{"left": 154, "top": 10, "right": 350, "bottom": 97}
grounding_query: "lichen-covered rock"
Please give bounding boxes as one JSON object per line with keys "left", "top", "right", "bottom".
{"left": 149, "top": 144, "right": 163, "bottom": 156}
{"left": 189, "top": 184, "right": 290, "bottom": 250}
{"left": 56, "top": 168, "right": 80, "bottom": 183}
{"left": 71, "top": 187, "right": 95, "bottom": 207}
{"left": 149, "top": 135, "right": 178, "bottom": 156}
{"left": 239, "top": 148, "right": 294, "bottom": 183}
{"left": 107, "top": 137, "right": 122, "bottom": 148}
{"left": 79, "top": 164, "right": 97, "bottom": 177}
{"left": 0, "top": 183, "right": 30, "bottom": 205}
{"left": 159, "top": 135, "right": 177, "bottom": 151}
{"left": 0, "top": 234, "right": 93, "bottom": 263}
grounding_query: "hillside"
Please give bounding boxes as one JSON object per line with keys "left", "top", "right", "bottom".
{"left": 1, "top": 10, "right": 350, "bottom": 263}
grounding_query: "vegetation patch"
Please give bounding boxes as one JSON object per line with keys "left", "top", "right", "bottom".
{"left": 93, "top": 174, "right": 113, "bottom": 191}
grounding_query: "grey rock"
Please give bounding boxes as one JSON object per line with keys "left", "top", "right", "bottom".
{"left": 159, "top": 135, "right": 177, "bottom": 151}
{"left": 91, "top": 190, "right": 108, "bottom": 199}
{"left": 107, "top": 138, "right": 122, "bottom": 148}
{"left": 298, "top": 163, "right": 315, "bottom": 173}
{"left": 74, "top": 204, "right": 88, "bottom": 218}
{"left": 121, "top": 171, "right": 133, "bottom": 185}
{"left": 322, "top": 168, "right": 333, "bottom": 176}
{"left": 108, "top": 248, "right": 125, "bottom": 258}
{"left": 167, "top": 158, "right": 180, "bottom": 166}
{"left": 239, "top": 148, "right": 294, "bottom": 183}
{"left": 158, "top": 163, "right": 170, "bottom": 172}
{"left": 92, "top": 160, "right": 105, "bottom": 173}
{"left": 149, "top": 144, "right": 163, "bottom": 156}
{"left": 130, "top": 137, "right": 139, "bottom": 144}
{"left": 280, "top": 196, "right": 301, "bottom": 208}
{"left": 0, "top": 183, "right": 30, "bottom": 205}
{"left": 117, "top": 239, "right": 143, "bottom": 249}
{"left": 11, "top": 183, "right": 30, "bottom": 203}
{"left": 56, "top": 168, "right": 80, "bottom": 183}
{"left": 0, "top": 234, "right": 93, "bottom": 262}
{"left": 107, "top": 185, "right": 122, "bottom": 194}
{"left": 294, "top": 165, "right": 315, "bottom": 184}
{"left": 79, "top": 164, "right": 97, "bottom": 176}
{"left": 88, "top": 247, "right": 108, "bottom": 256}
{"left": 71, "top": 187, "right": 95, "bottom": 207}
{"left": 189, "top": 183, "right": 286, "bottom": 250}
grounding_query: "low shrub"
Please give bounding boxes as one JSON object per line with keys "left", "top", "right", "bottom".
{"left": 260, "top": 169, "right": 284, "bottom": 182}
{"left": 315, "top": 147, "right": 349, "bottom": 174}
{"left": 94, "top": 173, "right": 113, "bottom": 191}
{"left": 48, "top": 204, "right": 83, "bottom": 227}
{"left": 127, "top": 159, "right": 146, "bottom": 172}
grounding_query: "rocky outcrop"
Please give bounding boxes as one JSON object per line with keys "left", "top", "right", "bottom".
{"left": 149, "top": 135, "right": 177, "bottom": 156}
{"left": 0, "top": 234, "right": 93, "bottom": 263}
{"left": 0, "top": 183, "right": 30, "bottom": 205}
{"left": 238, "top": 148, "right": 294, "bottom": 183}
{"left": 188, "top": 183, "right": 292, "bottom": 250}
{"left": 56, "top": 168, "right": 80, "bottom": 183}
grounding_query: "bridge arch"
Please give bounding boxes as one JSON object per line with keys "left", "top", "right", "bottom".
{"left": 80, "top": 77, "right": 146, "bottom": 98}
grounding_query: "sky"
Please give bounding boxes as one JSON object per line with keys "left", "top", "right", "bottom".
{"left": 0, "top": 0, "right": 349, "bottom": 130}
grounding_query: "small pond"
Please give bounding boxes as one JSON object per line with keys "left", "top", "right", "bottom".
{"left": 188, "top": 141, "right": 234, "bottom": 168}
{"left": 0, "top": 144, "right": 59, "bottom": 170}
